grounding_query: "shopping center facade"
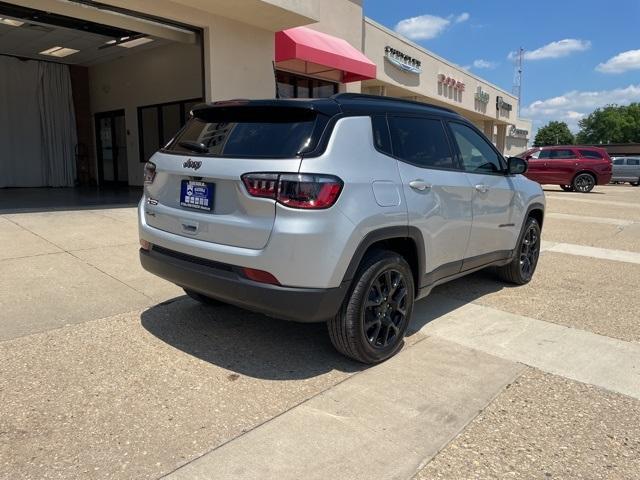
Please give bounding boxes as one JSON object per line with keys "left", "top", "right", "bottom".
{"left": 0, "top": 0, "right": 531, "bottom": 187}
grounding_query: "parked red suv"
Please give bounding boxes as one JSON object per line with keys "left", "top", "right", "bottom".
{"left": 519, "top": 146, "right": 612, "bottom": 193}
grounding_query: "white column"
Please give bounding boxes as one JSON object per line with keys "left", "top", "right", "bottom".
{"left": 496, "top": 124, "right": 507, "bottom": 154}
{"left": 483, "top": 120, "right": 494, "bottom": 139}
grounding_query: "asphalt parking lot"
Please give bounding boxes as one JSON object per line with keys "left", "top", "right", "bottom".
{"left": 1, "top": 184, "right": 639, "bottom": 480}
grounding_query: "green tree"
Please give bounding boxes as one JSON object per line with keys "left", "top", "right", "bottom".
{"left": 576, "top": 103, "right": 640, "bottom": 144}
{"left": 533, "top": 121, "right": 575, "bottom": 146}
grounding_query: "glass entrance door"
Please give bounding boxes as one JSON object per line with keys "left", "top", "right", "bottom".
{"left": 95, "top": 110, "right": 128, "bottom": 185}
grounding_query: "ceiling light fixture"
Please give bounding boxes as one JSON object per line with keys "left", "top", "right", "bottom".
{"left": 0, "top": 17, "right": 25, "bottom": 27}
{"left": 99, "top": 34, "right": 153, "bottom": 50}
{"left": 39, "top": 46, "right": 80, "bottom": 58}
{"left": 117, "top": 37, "right": 154, "bottom": 48}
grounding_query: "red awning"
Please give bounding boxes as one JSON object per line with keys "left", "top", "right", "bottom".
{"left": 275, "top": 27, "right": 376, "bottom": 83}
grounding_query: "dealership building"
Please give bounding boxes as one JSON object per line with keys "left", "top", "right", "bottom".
{"left": 0, "top": 0, "right": 531, "bottom": 191}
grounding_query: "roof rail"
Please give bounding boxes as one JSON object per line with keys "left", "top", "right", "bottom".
{"left": 331, "top": 92, "right": 457, "bottom": 114}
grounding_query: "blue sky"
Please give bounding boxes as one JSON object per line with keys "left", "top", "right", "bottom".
{"left": 364, "top": 0, "right": 640, "bottom": 136}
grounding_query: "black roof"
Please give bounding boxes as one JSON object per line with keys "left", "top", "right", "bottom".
{"left": 331, "top": 93, "right": 459, "bottom": 117}
{"left": 193, "top": 93, "right": 463, "bottom": 120}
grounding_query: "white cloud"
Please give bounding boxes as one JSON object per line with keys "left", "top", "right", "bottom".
{"left": 454, "top": 12, "right": 470, "bottom": 23}
{"left": 509, "top": 39, "right": 591, "bottom": 61}
{"left": 596, "top": 49, "right": 640, "bottom": 74}
{"left": 394, "top": 12, "right": 469, "bottom": 40}
{"left": 521, "top": 84, "right": 640, "bottom": 133}
{"left": 395, "top": 15, "right": 450, "bottom": 40}
{"left": 472, "top": 59, "right": 497, "bottom": 69}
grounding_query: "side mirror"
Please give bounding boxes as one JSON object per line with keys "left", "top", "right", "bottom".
{"left": 507, "top": 156, "right": 527, "bottom": 175}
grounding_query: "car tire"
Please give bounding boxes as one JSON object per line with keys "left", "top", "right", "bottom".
{"left": 496, "top": 217, "right": 541, "bottom": 285}
{"left": 631, "top": 179, "right": 640, "bottom": 187}
{"left": 560, "top": 184, "right": 574, "bottom": 192}
{"left": 328, "top": 250, "right": 415, "bottom": 364}
{"left": 183, "top": 288, "right": 224, "bottom": 306}
{"left": 572, "top": 173, "right": 596, "bottom": 193}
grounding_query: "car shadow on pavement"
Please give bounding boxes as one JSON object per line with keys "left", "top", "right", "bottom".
{"left": 542, "top": 188, "right": 604, "bottom": 195}
{"left": 141, "top": 296, "right": 365, "bottom": 380}
{"left": 407, "top": 268, "right": 516, "bottom": 334}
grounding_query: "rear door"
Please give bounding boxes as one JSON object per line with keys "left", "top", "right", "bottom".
{"left": 447, "top": 121, "right": 518, "bottom": 263}
{"left": 388, "top": 115, "right": 473, "bottom": 280}
{"left": 143, "top": 105, "right": 324, "bottom": 249}
{"left": 546, "top": 148, "right": 579, "bottom": 184}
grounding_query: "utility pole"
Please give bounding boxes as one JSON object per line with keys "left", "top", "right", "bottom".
{"left": 512, "top": 47, "right": 524, "bottom": 115}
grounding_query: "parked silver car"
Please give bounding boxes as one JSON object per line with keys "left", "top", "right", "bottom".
{"left": 138, "top": 93, "right": 545, "bottom": 363}
{"left": 612, "top": 157, "right": 640, "bottom": 186}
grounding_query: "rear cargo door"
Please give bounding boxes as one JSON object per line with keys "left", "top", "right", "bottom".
{"left": 142, "top": 105, "right": 324, "bottom": 250}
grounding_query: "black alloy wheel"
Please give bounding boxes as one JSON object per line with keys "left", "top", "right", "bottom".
{"left": 519, "top": 222, "right": 540, "bottom": 282}
{"left": 496, "top": 217, "right": 541, "bottom": 285}
{"left": 363, "top": 269, "right": 408, "bottom": 349}
{"left": 573, "top": 173, "right": 596, "bottom": 193}
{"left": 328, "top": 250, "right": 414, "bottom": 364}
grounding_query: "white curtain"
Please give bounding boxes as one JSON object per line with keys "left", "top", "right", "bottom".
{"left": 0, "top": 56, "right": 77, "bottom": 187}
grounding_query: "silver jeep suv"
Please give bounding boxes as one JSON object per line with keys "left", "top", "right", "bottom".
{"left": 139, "top": 93, "right": 545, "bottom": 364}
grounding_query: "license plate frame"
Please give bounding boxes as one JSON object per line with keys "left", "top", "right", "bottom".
{"left": 180, "top": 180, "right": 214, "bottom": 211}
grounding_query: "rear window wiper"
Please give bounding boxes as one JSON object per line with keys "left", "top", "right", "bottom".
{"left": 178, "top": 140, "right": 208, "bottom": 154}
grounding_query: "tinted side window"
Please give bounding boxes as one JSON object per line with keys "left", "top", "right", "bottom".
{"left": 628, "top": 159, "right": 640, "bottom": 166}
{"left": 579, "top": 149, "right": 603, "bottom": 159}
{"left": 388, "top": 117, "right": 455, "bottom": 169}
{"left": 371, "top": 116, "right": 392, "bottom": 156}
{"left": 538, "top": 150, "right": 551, "bottom": 159}
{"left": 613, "top": 159, "right": 625, "bottom": 165}
{"left": 550, "top": 149, "right": 576, "bottom": 159}
{"left": 449, "top": 122, "right": 504, "bottom": 173}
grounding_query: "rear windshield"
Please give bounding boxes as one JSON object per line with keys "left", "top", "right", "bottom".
{"left": 165, "top": 106, "right": 321, "bottom": 158}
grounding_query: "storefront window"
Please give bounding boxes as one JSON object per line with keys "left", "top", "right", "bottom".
{"left": 138, "top": 98, "right": 202, "bottom": 162}
{"left": 276, "top": 71, "right": 338, "bottom": 99}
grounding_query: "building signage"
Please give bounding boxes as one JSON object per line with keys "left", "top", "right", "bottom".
{"left": 437, "top": 74, "right": 465, "bottom": 91}
{"left": 384, "top": 46, "right": 422, "bottom": 74}
{"left": 496, "top": 96, "right": 513, "bottom": 112}
{"left": 475, "top": 86, "right": 489, "bottom": 104}
{"left": 509, "top": 126, "right": 529, "bottom": 138}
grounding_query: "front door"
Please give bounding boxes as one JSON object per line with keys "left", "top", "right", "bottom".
{"left": 524, "top": 151, "right": 548, "bottom": 184}
{"left": 95, "top": 110, "right": 128, "bottom": 185}
{"left": 388, "top": 115, "right": 473, "bottom": 283}
{"left": 447, "top": 121, "right": 517, "bottom": 266}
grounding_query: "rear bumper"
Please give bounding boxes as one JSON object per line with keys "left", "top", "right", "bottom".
{"left": 597, "top": 172, "right": 612, "bottom": 185}
{"left": 140, "top": 247, "right": 348, "bottom": 323}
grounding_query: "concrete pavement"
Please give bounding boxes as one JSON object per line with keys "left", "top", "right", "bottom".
{"left": 417, "top": 368, "right": 640, "bottom": 480}
{"left": 1, "top": 184, "right": 640, "bottom": 479}
{"left": 165, "top": 337, "right": 524, "bottom": 480}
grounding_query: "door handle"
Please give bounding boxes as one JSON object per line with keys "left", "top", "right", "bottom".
{"left": 409, "top": 180, "right": 432, "bottom": 191}
{"left": 475, "top": 184, "right": 489, "bottom": 193}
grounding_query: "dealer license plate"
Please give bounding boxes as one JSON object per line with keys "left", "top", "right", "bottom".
{"left": 180, "top": 180, "right": 214, "bottom": 211}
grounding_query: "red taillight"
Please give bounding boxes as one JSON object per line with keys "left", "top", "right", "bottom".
{"left": 241, "top": 173, "right": 343, "bottom": 209}
{"left": 242, "top": 267, "right": 280, "bottom": 285}
{"left": 242, "top": 173, "right": 278, "bottom": 198}
{"left": 143, "top": 162, "right": 156, "bottom": 184}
